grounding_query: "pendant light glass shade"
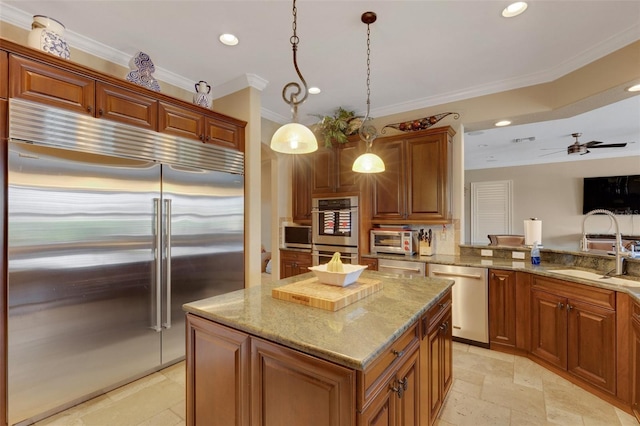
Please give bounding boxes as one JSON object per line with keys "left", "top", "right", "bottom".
{"left": 270, "top": 0, "right": 317, "bottom": 154}
{"left": 270, "top": 122, "right": 318, "bottom": 154}
{"left": 352, "top": 152, "right": 385, "bottom": 173}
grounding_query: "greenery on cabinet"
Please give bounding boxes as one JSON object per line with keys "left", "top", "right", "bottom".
{"left": 312, "top": 107, "right": 362, "bottom": 148}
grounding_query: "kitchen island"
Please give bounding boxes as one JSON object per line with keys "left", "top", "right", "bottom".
{"left": 183, "top": 270, "right": 454, "bottom": 426}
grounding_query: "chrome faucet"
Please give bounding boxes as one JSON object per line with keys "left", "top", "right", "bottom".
{"left": 581, "top": 209, "right": 630, "bottom": 275}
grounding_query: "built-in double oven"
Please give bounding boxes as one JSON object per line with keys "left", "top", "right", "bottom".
{"left": 311, "top": 196, "right": 358, "bottom": 266}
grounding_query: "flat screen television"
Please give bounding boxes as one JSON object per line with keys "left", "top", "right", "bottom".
{"left": 583, "top": 175, "right": 640, "bottom": 215}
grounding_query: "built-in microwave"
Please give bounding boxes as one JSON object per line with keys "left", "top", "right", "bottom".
{"left": 283, "top": 225, "right": 312, "bottom": 249}
{"left": 370, "top": 229, "right": 417, "bottom": 255}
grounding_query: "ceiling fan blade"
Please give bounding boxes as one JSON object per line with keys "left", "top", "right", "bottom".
{"left": 584, "top": 141, "right": 603, "bottom": 147}
{"left": 588, "top": 143, "right": 628, "bottom": 148}
{"left": 580, "top": 149, "right": 590, "bottom": 155}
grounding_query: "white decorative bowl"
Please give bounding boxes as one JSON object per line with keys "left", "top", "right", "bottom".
{"left": 308, "top": 264, "right": 368, "bottom": 287}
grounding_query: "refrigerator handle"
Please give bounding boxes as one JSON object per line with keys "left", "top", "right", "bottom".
{"left": 152, "top": 198, "right": 162, "bottom": 332}
{"left": 163, "top": 198, "right": 172, "bottom": 329}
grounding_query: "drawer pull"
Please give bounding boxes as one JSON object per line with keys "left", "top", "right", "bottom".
{"left": 392, "top": 349, "right": 405, "bottom": 358}
{"left": 557, "top": 302, "right": 564, "bottom": 309}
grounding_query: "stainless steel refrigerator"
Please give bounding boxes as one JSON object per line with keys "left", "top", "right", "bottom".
{"left": 7, "top": 98, "right": 245, "bottom": 425}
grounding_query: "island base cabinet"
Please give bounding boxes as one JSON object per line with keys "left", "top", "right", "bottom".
{"left": 632, "top": 304, "right": 640, "bottom": 421}
{"left": 251, "top": 337, "right": 356, "bottom": 426}
{"left": 186, "top": 314, "right": 250, "bottom": 426}
{"left": 358, "top": 346, "right": 420, "bottom": 426}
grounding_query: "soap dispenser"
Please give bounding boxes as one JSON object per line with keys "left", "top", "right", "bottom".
{"left": 531, "top": 241, "right": 541, "bottom": 265}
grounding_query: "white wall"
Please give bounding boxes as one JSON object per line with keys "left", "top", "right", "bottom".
{"left": 464, "top": 156, "right": 640, "bottom": 250}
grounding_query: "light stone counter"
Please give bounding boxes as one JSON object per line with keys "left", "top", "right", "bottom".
{"left": 183, "top": 270, "right": 453, "bottom": 370}
{"left": 363, "top": 250, "right": 640, "bottom": 303}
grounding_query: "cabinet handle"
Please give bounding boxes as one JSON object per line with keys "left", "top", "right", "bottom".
{"left": 390, "top": 379, "right": 406, "bottom": 399}
{"left": 557, "top": 302, "right": 564, "bottom": 309}
{"left": 440, "top": 321, "right": 448, "bottom": 332}
{"left": 567, "top": 304, "right": 574, "bottom": 312}
{"left": 399, "top": 377, "right": 408, "bottom": 391}
{"left": 87, "top": 105, "right": 93, "bottom": 113}
{"left": 392, "top": 349, "right": 405, "bottom": 358}
{"left": 439, "top": 303, "right": 446, "bottom": 309}
{"left": 199, "top": 134, "right": 205, "bottom": 142}
{"left": 206, "top": 135, "right": 211, "bottom": 142}
{"left": 98, "top": 108, "right": 104, "bottom": 116}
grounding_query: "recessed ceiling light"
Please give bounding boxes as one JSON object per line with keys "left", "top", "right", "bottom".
{"left": 478, "top": 144, "right": 488, "bottom": 148}
{"left": 627, "top": 84, "right": 640, "bottom": 92}
{"left": 308, "top": 87, "right": 321, "bottom": 95}
{"left": 219, "top": 33, "right": 239, "bottom": 46}
{"left": 495, "top": 120, "right": 511, "bottom": 127}
{"left": 502, "top": 2, "right": 528, "bottom": 18}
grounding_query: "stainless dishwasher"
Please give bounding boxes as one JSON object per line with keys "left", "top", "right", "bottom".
{"left": 378, "top": 258, "right": 426, "bottom": 276}
{"left": 428, "top": 264, "right": 488, "bottom": 346}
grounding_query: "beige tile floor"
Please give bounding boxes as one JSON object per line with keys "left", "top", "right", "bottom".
{"left": 33, "top": 342, "right": 638, "bottom": 426}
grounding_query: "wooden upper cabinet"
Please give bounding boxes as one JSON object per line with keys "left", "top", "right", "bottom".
{"left": 9, "top": 54, "right": 94, "bottom": 115}
{"left": 95, "top": 82, "right": 158, "bottom": 130}
{"left": 292, "top": 154, "right": 313, "bottom": 224}
{"left": 1, "top": 51, "right": 8, "bottom": 99}
{"left": 158, "top": 101, "right": 204, "bottom": 140}
{"left": 372, "top": 126, "right": 454, "bottom": 224}
{"left": 159, "top": 101, "right": 244, "bottom": 151}
{"left": 311, "top": 138, "right": 363, "bottom": 195}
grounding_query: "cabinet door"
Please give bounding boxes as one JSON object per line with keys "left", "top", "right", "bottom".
{"left": 204, "top": 116, "right": 242, "bottom": 151}
{"left": 632, "top": 316, "right": 640, "bottom": 421}
{"left": 372, "top": 140, "right": 405, "bottom": 220}
{"left": 405, "top": 133, "right": 448, "bottom": 221}
{"left": 489, "top": 269, "right": 517, "bottom": 348}
{"left": 395, "top": 347, "right": 420, "bottom": 426}
{"left": 359, "top": 380, "right": 395, "bottom": 426}
{"left": 441, "top": 309, "right": 453, "bottom": 400}
{"left": 426, "top": 322, "right": 443, "bottom": 425}
{"left": 95, "top": 82, "right": 158, "bottom": 130}
{"left": 159, "top": 101, "right": 204, "bottom": 140}
{"left": 251, "top": 337, "right": 355, "bottom": 426}
{"left": 336, "top": 140, "right": 361, "bottom": 193}
{"left": 312, "top": 147, "right": 335, "bottom": 194}
{"left": 567, "top": 299, "right": 616, "bottom": 394}
{"left": 1, "top": 51, "right": 8, "bottom": 99}
{"left": 279, "top": 250, "right": 312, "bottom": 279}
{"left": 292, "top": 155, "right": 313, "bottom": 224}
{"left": 186, "top": 314, "right": 250, "bottom": 426}
{"left": 531, "top": 290, "right": 567, "bottom": 369}
{"left": 9, "top": 54, "right": 94, "bottom": 115}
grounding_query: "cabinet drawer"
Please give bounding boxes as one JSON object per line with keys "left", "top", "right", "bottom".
{"left": 532, "top": 276, "right": 615, "bottom": 310}
{"left": 424, "top": 290, "right": 452, "bottom": 332}
{"left": 280, "top": 250, "right": 312, "bottom": 262}
{"left": 360, "top": 322, "right": 418, "bottom": 408}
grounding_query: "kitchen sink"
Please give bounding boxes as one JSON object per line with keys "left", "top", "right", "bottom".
{"left": 548, "top": 269, "right": 640, "bottom": 288}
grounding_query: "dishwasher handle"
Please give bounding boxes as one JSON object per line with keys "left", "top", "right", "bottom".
{"left": 431, "top": 270, "right": 484, "bottom": 280}
{"left": 381, "top": 264, "right": 423, "bottom": 273}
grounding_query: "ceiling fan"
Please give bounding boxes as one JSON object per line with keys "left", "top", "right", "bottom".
{"left": 566, "top": 132, "right": 628, "bottom": 155}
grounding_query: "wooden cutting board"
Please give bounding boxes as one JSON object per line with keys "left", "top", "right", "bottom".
{"left": 272, "top": 277, "right": 382, "bottom": 311}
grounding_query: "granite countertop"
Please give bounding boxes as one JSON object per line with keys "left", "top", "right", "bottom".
{"left": 183, "top": 270, "right": 453, "bottom": 370}
{"left": 362, "top": 251, "right": 640, "bottom": 303}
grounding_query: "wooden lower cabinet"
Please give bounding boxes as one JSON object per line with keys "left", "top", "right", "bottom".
{"left": 251, "top": 338, "right": 355, "bottom": 426}
{"left": 279, "top": 249, "right": 312, "bottom": 278}
{"left": 488, "top": 269, "right": 517, "bottom": 349}
{"left": 186, "top": 314, "right": 250, "bottom": 426}
{"left": 420, "top": 290, "right": 452, "bottom": 426}
{"left": 632, "top": 301, "right": 640, "bottom": 421}
{"left": 360, "top": 257, "right": 378, "bottom": 271}
{"left": 530, "top": 277, "right": 616, "bottom": 395}
{"left": 359, "top": 346, "right": 420, "bottom": 426}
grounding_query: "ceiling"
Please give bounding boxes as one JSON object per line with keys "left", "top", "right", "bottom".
{"left": 2, "top": 1, "right": 640, "bottom": 169}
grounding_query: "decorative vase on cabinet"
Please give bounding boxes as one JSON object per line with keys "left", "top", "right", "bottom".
{"left": 27, "top": 15, "right": 70, "bottom": 60}
{"left": 193, "top": 81, "right": 212, "bottom": 108}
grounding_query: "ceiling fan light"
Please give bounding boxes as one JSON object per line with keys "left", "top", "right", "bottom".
{"left": 352, "top": 152, "right": 385, "bottom": 173}
{"left": 270, "top": 122, "right": 318, "bottom": 154}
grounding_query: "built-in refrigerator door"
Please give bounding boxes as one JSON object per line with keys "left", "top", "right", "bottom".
{"left": 7, "top": 142, "right": 162, "bottom": 424}
{"left": 160, "top": 164, "right": 244, "bottom": 363}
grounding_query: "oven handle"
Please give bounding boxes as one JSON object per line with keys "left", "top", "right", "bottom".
{"left": 311, "top": 208, "right": 358, "bottom": 214}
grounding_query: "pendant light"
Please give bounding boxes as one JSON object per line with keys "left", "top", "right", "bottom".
{"left": 352, "top": 11, "right": 385, "bottom": 173}
{"left": 270, "top": 0, "right": 318, "bottom": 154}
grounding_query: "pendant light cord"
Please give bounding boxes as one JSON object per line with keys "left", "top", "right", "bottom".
{"left": 281, "top": 0, "right": 309, "bottom": 122}
{"left": 359, "top": 12, "right": 379, "bottom": 151}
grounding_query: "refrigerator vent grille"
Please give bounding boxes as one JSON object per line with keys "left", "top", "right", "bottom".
{"left": 8, "top": 98, "right": 244, "bottom": 175}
